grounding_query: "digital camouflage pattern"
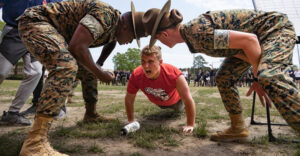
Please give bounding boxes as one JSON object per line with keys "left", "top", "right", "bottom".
{"left": 180, "top": 9, "right": 297, "bottom": 57}
{"left": 69, "top": 65, "right": 98, "bottom": 106}
{"left": 17, "top": 0, "right": 119, "bottom": 116}
{"left": 18, "top": 0, "right": 120, "bottom": 46}
{"left": 76, "top": 64, "right": 98, "bottom": 106}
{"left": 180, "top": 9, "right": 300, "bottom": 133}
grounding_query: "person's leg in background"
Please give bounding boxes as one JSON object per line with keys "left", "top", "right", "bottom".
{"left": 20, "top": 67, "right": 45, "bottom": 116}
{"left": 0, "top": 53, "right": 14, "bottom": 84}
{"left": 66, "top": 77, "right": 80, "bottom": 103}
{"left": 20, "top": 66, "right": 67, "bottom": 118}
{"left": 1, "top": 53, "right": 42, "bottom": 125}
{"left": 77, "top": 64, "right": 114, "bottom": 123}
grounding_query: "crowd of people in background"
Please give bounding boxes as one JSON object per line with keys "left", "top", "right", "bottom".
{"left": 175, "top": 67, "right": 299, "bottom": 88}
{"left": 100, "top": 70, "right": 131, "bottom": 86}
{"left": 100, "top": 67, "right": 300, "bottom": 88}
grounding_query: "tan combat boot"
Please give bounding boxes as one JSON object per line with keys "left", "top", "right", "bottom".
{"left": 210, "top": 113, "right": 249, "bottom": 142}
{"left": 83, "top": 102, "right": 114, "bottom": 123}
{"left": 20, "top": 114, "right": 68, "bottom": 156}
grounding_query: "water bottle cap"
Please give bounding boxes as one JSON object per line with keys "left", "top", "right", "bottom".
{"left": 120, "top": 128, "right": 127, "bottom": 135}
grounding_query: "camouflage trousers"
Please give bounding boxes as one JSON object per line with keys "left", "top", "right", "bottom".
{"left": 216, "top": 27, "right": 300, "bottom": 133}
{"left": 76, "top": 64, "right": 98, "bottom": 106}
{"left": 18, "top": 18, "right": 98, "bottom": 116}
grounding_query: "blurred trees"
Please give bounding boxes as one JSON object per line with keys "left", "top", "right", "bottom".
{"left": 112, "top": 48, "right": 141, "bottom": 71}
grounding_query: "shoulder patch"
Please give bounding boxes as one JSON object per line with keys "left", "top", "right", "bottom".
{"left": 214, "top": 29, "right": 230, "bottom": 49}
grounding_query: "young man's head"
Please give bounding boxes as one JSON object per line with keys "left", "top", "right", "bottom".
{"left": 141, "top": 45, "right": 162, "bottom": 79}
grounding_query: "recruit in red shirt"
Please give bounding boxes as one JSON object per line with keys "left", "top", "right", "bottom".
{"left": 127, "top": 63, "right": 183, "bottom": 106}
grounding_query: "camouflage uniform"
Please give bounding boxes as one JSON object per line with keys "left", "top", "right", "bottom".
{"left": 77, "top": 64, "right": 98, "bottom": 105}
{"left": 17, "top": 0, "right": 120, "bottom": 116}
{"left": 180, "top": 9, "right": 300, "bottom": 132}
{"left": 69, "top": 65, "right": 98, "bottom": 106}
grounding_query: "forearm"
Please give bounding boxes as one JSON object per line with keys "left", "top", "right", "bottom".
{"left": 242, "top": 38, "right": 261, "bottom": 77}
{"left": 229, "top": 31, "right": 261, "bottom": 77}
{"left": 68, "top": 24, "right": 113, "bottom": 82}
{"left": 96, "top": 41, "right": 116, "bottom": 66}
{"left": 183, "top": 98, "right": 195, "bottom": 127}
{"left": 234, "top": 53, "right": 249, "bottom": 63}
{"left": 176, "top": 75, "right": 195, "bottom": 126}
{"left": 68, "top": 45, "right": 112, "bottom": 82}
{"left": 125, "top": 94, "right": 135, "bottom": 122}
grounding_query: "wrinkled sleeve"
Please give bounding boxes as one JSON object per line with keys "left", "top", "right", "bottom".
{"left": 80, "top": 1, "right": 119, "bottom": 41}
{"left": 127, "top": 73, "right": 139, "bottom": 94}
{"left": 214, "top": 29, "right": 230, "bottom": 49}
{"left": 80, "top": 14, "right": 104, "bottom": 40}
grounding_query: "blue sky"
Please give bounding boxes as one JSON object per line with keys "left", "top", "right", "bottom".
{"left": 1, "top": 0, "right": 299, "bottom": 69}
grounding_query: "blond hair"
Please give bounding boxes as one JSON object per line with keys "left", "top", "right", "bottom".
{"left": 141, "top": 45, "right": 162, "bottom": 60}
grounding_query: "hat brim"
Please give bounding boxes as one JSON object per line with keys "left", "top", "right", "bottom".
{"left": 149, "top": 0, "right": 171, "bottom": 48}
{"left": 131, "top": 1, "right": 140, "bottom": 48}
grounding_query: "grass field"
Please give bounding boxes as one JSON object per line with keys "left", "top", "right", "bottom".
{"left": 0, "top": 80, "right": 299, "bottom": 156}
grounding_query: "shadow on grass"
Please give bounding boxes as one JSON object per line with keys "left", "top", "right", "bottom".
{"left": 51, "top": 119, "right": 124, "bottom": 139}
{"left": 126, "top": 124, "right": 180, "bottom": 149}
{"left": 0, "top": 131, "right": 26, "bottom": 156}
{"left": 52, "top": 116, "right": 182, "bottom": 150}
{"left": 50, "top": 119, "right": 124, "bottom": 154}
{"left": 0, "top": 117, "right": 183, "bottom": 155}
{"left": 142, "top": 109, "right": 182, "bottom": 121}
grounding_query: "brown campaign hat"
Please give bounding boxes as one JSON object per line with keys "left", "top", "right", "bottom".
{"left": 142, "top": 0, "right": 183, "bottom": 48}
{"left": 149, "top": 0, "right": 171, "bottom": 48}
{"left": 131, "top": 1, "right": 143, "bottom": 48}
{"left": 131, "top": 0, "right": 182, "bottom": 48}
{"left": 131, "top": 1, "right": 155, "bottom": 48}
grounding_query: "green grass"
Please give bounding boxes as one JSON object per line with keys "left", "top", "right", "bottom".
{"left": 128, "top": 124, "right": 180, "bottom": 149}
{"left": 0, "top": 80, "right": 299, "bottom": 155}
{"left": 87, "top": 143, "right": 104, "bottom": 153}
{"left": 52, "top": 120, "right": 123, "bottom": 139}
{"left": 193, "top": 119, "right": 208, "bottom": 138}
{"left": 250, "top": 135, "right": 269, "bottom": 146}
{"left": 295, "top": 144, "right": 300, "bottom": 156}
{"left": 0, "top": 131, "right": 25, "bottom": 156}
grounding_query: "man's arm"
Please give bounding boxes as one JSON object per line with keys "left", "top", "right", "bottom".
{"left": 229, "top": 30, "right": 272, "bottom": 107}
{"left": 68, "top": 24, "right": 114, "bottom": 82}
{"left": 229, "top": 31, "right": 261, "bottom": 78}
{"left": 125, "top": 92, "right": 137, "bottom": 123}
{"left": 176, "top": 75, "right": 195, "bottom": 131}
{"left": 96, "top": 41, "right": 116, "bottom": 66}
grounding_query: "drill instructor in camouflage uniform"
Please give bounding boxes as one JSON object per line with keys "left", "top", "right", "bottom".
{"left": 16, "top": 0, "right": 160, "bottom": 155}
{"left": 147, "top": 0, "right": 300, "bottom": 142}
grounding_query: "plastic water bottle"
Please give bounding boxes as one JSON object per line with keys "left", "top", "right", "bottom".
{"left": 121, "top": 121, "right": 140, "bottom": 135}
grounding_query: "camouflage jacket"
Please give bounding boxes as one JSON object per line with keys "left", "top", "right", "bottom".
{"left": 180, "top": 9, "right": 297, "bottom": 57}
{"left": 18, "top": 0, "right": 120, "bottom": 47}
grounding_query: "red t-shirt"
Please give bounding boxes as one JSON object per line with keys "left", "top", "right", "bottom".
{"left": 127, "top": 63, "right": 183, "bottom": 106}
